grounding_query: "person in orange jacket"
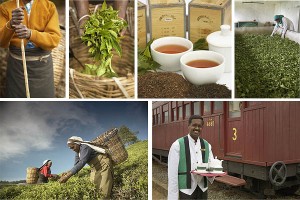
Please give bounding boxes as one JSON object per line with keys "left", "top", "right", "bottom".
{"left": 0, "top": 0, "right": 61, "bottom": 98}
{"left": 37, "top": 160, "right": 58, "bottom": 183}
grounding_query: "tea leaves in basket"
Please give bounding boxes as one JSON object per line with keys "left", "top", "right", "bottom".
{"left": 81, "top": 1, "right": 127, "bottom": 77}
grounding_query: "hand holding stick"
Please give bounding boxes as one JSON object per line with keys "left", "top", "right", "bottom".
{"left": 16, "top": 0, "right": 30, "bottom": 98}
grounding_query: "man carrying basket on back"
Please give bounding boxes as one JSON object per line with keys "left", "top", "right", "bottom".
{"left": 58, "top": 136, "right": 113, "bottom": 199}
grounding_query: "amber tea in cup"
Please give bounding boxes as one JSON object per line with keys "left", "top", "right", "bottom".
{"left": 186, "top": 60, "right": 219, "bottom": 68}
{"left": 155, "top": 45, "right": 189, "bottom": 54}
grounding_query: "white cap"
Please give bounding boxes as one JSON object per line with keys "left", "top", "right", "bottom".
{"left": 67, "top": 136, "right": 83, "bottom": 144}
{"left": 43, "top": 159, "right": 51, "bottom": 165}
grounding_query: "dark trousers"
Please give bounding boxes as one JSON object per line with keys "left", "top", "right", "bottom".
{"left": 179, "top": 186, "right": 208, "bottom": 200}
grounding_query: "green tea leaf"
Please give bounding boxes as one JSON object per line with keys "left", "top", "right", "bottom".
{"left": 81, "top": 0, "right": 127, "bottom": 77}
{"left": 138, "top": 39, "right": 160, "bottom": 75}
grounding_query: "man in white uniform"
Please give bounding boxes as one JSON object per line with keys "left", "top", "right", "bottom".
{"left": 271, "top": 15, "right": 294, "bottom": 39}
{"left": 168, "top": 115, "right": 214, "bottom": 200}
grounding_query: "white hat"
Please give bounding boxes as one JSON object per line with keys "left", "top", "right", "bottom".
{"left": 67, "top": 136, "right": 83, "bottom": 144}
{"left": 43, "top": 159, "right": 51, "bottom": 165}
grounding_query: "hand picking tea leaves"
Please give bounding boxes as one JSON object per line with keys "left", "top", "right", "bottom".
{"left": 81, "top": 1, "right": 127, "bottom": 77}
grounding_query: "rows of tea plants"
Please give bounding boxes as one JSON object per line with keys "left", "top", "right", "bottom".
{"left": 0, "top": 141, "right": 148, "bottom": 199}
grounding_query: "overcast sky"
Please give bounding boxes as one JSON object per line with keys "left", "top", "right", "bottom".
{"left": 0, "top": 101, "right": 148, "bottom": 181}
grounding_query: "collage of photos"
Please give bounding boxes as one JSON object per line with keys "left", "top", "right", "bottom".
{"left": 0, "top": 0, "right": 300, "bottom": 200}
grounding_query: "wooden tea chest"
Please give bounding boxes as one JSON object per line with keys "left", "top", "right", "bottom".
{"left": 188, "top": 0, "right": 232, "bottom": 47}
{"left": 149, "top": 0, "right": 186, "bottom": 39}
{"left": 138, "top": 1, "right": 147, "bottom": 49}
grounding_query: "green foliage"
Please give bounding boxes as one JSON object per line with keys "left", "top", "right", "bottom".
{"left": 113, "top": 140, "right": 148, "bottom": 199}
{"left": 0, "top": 141, "right": 148, "bottom": 200}
{"left": 0, "top": 186, "right": 23, "bottom": 199}
{"left": 235, "top": 34, "right": 300, "bottom": 98}
{"left": 81, "top": 1, "right": 127, "bottom": 77}
{"left": 193, "top": 38, "right": 207, "bottom": 50}
{"left": 118, "top": 125, "right": 139, "bottom": 146}
{"left": 138, "top": 39, "right": 160, "bottom": 75}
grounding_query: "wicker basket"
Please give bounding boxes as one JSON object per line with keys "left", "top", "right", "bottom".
{"left": 0, "top": 29, "right": 65, "bottom": 98}
{"left": 0, "top": 48, "right": 8, "bottom": 97}
{"left": 69, "top": 4, "right": 134, "bottom": 99}
{"left": 90, "top": 128, "right": 128, "bottom": 165}
{"left": 52, "top": 29, "right": 66, "bottom": 98}
{"left": 26, "top": 167, "right": 38, "bottom": 184}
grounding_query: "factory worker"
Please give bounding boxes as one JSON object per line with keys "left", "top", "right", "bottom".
{"left": 271, "top": 15, "right": 294, "bottom": 38}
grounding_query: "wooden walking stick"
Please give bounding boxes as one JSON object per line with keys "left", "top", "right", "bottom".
{"left": 17, "top": 0, "right": 30, "bottom": 98}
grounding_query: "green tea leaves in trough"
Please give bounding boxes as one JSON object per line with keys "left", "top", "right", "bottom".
{"left": 235, "top": 34, "right": 300, "bottom": 98}
{"left": 138, "top": 39, "right": 160, "bottom": 75}
{"left": 81, "top": 1, "right": 127, "bottom": 77}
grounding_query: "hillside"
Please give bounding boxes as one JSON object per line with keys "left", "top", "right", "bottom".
{"left": 0, "top": 140, "right": 148, "bottom": 199}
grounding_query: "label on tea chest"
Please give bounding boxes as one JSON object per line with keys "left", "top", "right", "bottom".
{"left": 150, "top": 7, "right": 185, "bottom": 39}
{"left": 189, "top": 7, "right": 222, "bottom": 43}
{"left": 149, "top": 0, "right": 186, "bottom": 40}
{"left": 188, "top": 0, "right": 232, "bottom": 48}
{"left": 138, "top": 3, "right": 147, "bottom": 49}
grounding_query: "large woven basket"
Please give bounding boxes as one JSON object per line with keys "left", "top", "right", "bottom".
{"left": 26, "top": 167, "right": 38, "bottom": 184}
{"left": 0, "top": 29, "right": 65, "bottom": 98}
{"left": 69, "top": 4, "right": 134, "bottom": 98}
{"left": 52, "top": 28, "right": 65, "bottom": 98}
{"left": 0, "top": 48, "right": 8, "bottom": 97}
{"left": 90, "top": 128, "right": 128, "bottom": 165}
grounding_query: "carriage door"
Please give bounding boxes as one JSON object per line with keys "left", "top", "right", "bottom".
{"left": 225, "top": 101, "right": 243, "bottom": 158}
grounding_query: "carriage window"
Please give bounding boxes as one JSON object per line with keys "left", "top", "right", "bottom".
{"left": 157, "top": 110, "right": 161, "bottom": 124}
{"left": 178, "top": 106, "right": 183, "bottom": 119}
{"left": 184, "top": 103, "right": 191, "bottom": 118}
{"left": 229, "top": 102, "right": 241, "bottom": 118}
{"left": 204, "top": 102, "right": 211, "bottom": 115}
{"left": 171, "top": 107, "right": 177, "bottom": 121}
{"left": 213, "top": 102, "right": 223, "bottom": 113}
{"left": 153, "top": 114, "right": 155, "bottom": 126}
{"left": 193, "top": 102, "right": 200, "bottom": 115}
{"left": 153, "top": 108, "right": 158, "bottom": 125}
{"left": 163, "top": 110, "right": 169, "bottom": 123}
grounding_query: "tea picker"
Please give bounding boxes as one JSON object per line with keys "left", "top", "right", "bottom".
{"left": 58, "top": 128, "right": 128, "bottom": 198}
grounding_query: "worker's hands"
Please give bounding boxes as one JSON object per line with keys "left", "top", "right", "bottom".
{"left": 119, "top": 18, "right": 127, "bottom": 36}
{"left": 14, "top": 24, "right": 31, "bottom": 39}
{"left": 58, "top": 171, "right": 73, "bottom": 183}
{"left": 78, "top": 19, "right": 88, "bottom": 37}
{"left": 10, "top": 7, "right": 24, "bottom": 28}
{"left": 52, "top": 174, "right": 59, "bottom": 179}
{"left": 49, "top": 174, "right": 59, "bottom": 181}
{"left": 61, "top": 172, "right": 67, "bottom": 177}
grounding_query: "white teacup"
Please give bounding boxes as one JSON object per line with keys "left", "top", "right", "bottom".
{"left": 150, "top": 37, "right": 193, "bottom": 72}
{"left": 180, "top": 50, "right": 225, "bottom": 85}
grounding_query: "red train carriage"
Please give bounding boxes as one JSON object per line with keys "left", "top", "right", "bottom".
{"left": 152, "top": 101, "right": 300, "bottom": 196}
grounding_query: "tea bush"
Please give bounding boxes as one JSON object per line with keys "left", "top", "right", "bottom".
{"left": 235, "top": 34, "right": 300, "bottom": 98}
{"left": 0, "top": 141, "right": 148, "bottom": 199}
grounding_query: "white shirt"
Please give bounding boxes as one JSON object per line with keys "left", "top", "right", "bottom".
{"left": 271, "top": 17, "right": 295, "bottom": 38}
{"left": 168, "top": 134, "right": 214, "bottom": 200}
